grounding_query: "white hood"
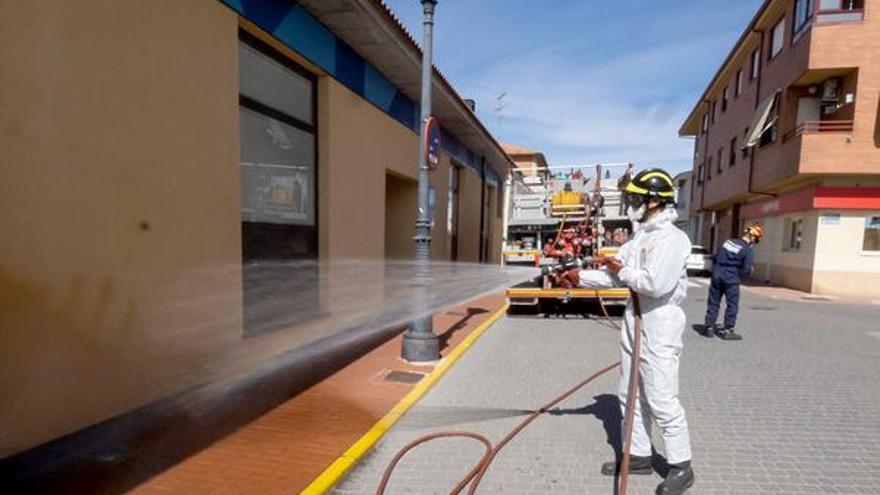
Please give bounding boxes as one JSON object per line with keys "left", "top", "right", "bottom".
{"left": 633, "top": 206, "right": 679, "bottom": 233}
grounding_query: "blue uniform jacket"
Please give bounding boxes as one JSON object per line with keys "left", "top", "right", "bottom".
{"left": 712, "top": 237, "right": 754, "bottom": 284}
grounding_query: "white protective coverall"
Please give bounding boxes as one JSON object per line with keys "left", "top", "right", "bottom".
{"left": 579, "top": 207, "right": 692, "bottom": 464}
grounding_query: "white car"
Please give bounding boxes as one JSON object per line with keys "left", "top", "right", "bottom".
{"left": 687, "top": 245, "right": 714, "bottom": 276}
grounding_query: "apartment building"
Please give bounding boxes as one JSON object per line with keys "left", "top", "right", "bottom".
{"left": 680, "top": 0, "right": 880, "bottom": 296}
{"left": 673, "top": 171, "right": 697, "bottom": 240}
{"left": 0, "top": 0, "right": 511, "bottom": 472}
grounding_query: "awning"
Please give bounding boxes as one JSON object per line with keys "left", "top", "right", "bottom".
{"left": 745, "top": 90, "right": 781, "bottom": 148}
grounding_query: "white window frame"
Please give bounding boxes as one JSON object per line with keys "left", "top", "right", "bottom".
{"left": 793, "top": 0, "right": 815, "bottom": 37}
{"left": 770, "top": 18, "right": 786, "bottom": 59}
{"left": 751, "top": 48, "right": 761, "bottom": 80}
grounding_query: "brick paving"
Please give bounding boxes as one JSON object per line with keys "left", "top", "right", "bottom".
{"left": 128, "top": 294, "right": 505, "bottom": 495}
{"left": 335, "top": 279, "right": 880, "bottom": 494}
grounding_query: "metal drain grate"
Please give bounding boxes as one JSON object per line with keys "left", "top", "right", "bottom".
{"left": 384, "top": 370, "right": 425, "bottom": 384}
{"left": 747, "top": 306, "right": 777, "bottom": 311}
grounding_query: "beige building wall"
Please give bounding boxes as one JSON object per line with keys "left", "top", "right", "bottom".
{"left": 812, "top": 210, "right": 880, "bottom": 296}
{"left": 319, "top": 78, "right": 417, "bottom": 260}
{"left": 751, "top": 212, "right": 818, "bottom": 292}
{"left": 0, "top": 0, "right": 243, "bottom": 457}
{"left": 319, "top": 78, "right": 476, "bottom": 263}
{"left": 0, "top": 1, "right": 499, "bottom": 459}
{"left": 753, "top": 209, "right": 880, "bottom": 296}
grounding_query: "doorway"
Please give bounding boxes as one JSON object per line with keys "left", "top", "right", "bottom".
{"left": 447, "top": 164, "right": 461, "bottom": 261}
{"left": 385, "top": 173, "right": 417, "bottom": 260}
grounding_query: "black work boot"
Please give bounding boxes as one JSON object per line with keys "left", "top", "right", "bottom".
{"left": 600, "top": 455, "right": 652, "bottom": 476}
{"left": 656, "top": 460, "right": 695, "bottom": 494}
{"left": 700, "top": 324, "right": 716, "bottom": 338}
{"left": 715, "top": 327, "right": 743, "bottom": 340}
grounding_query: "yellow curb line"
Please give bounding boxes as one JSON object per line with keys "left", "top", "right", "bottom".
{"left": 300, "top": 303, "right": 509, "bottom": 494}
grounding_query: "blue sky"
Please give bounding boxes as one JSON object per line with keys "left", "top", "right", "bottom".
{"left": 383, "top": 0, "right": 765, "bottom": 173}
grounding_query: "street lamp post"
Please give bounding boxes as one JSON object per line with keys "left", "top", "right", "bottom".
{"left": 402, "top": 0, "right": 440, "bottom": 362}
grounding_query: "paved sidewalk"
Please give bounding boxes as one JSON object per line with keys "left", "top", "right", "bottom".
{"left": 130, "top": 295, "right": 505, "bottom": 495}
{"left": 335, "top": 282, "right": 880, "bottom": 494}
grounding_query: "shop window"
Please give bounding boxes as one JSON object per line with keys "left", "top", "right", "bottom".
{"left": 240, "top": 42, "right": 313, "bottom": 125}
{"left": 769, "top": 17, "right": 785, "bottom": 59}
{"left": 785, "top": 218, "right": 803, "bottom": 251}
{"left": 238, "top": 33, "right": 318, "bottom": 336}
{"left": 863, "top": 216, "right": 880, "bottom": 252}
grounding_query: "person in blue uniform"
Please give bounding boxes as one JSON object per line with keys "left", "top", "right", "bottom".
{"left": 702, "top": 224, "right": 764, "bottom": 340}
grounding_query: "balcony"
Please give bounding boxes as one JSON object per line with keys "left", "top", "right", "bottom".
{"left": 815, "top": 0, "right": 864, "bottom": 24}
{"left": 782, "top": 120, "right": 854, "bottom": 142}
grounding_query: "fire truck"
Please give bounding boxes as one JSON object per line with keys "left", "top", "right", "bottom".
{"left": 502, "top": 163, "right": 634, "bottom": 315}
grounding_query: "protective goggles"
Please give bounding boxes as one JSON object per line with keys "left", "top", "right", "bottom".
{"left": 623, "top": 191, "right": 649, "bottom": 208}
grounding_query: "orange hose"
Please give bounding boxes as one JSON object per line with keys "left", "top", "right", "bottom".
{"left": 618, "top": 291, "right": 643, "bottom": 495}
{"left": 374, "top": 301, "right": 633, "bottom": 495}
{"left": 374, "top": 432, "right": 492, "bottom": 495}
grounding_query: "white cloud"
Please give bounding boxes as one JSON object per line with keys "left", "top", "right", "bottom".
{"left": 462, "top": 33, "right": 736, "bottom": 172}
{"left": 383, "top": 0, "right": 763, "bottom": 173}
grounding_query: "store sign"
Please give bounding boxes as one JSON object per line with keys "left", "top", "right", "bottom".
{"left": 821, "top": 214, "right": 840, "bottom": 225}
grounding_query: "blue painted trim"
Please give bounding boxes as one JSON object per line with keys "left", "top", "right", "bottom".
{"left": 441, "top": 129, "right": 477, "bottom": 174}
{"left": 485, "top": 167, "right": 500, "bottom": 187}
{"left": 219, "top": 0, "right": 483, "bottom": 171}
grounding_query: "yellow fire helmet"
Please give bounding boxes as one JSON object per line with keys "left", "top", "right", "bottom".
{"left": 621, "top": 168, "right": 676, "bottom": 205}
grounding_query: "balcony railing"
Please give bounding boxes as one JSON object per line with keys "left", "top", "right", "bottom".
{"left": 783, "top": 120, "right": 854, "bottom": 141}
{"left": 815, "top": 0, "right": 864, "bottom": 24}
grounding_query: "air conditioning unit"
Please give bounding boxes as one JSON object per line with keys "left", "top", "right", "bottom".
{"left": 821, "top": 78, "right": 840, "bottom": 102}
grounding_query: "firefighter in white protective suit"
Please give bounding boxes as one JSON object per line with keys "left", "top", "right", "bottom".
{"left": 576, "top": 168, "right": 695, "bottom": 495}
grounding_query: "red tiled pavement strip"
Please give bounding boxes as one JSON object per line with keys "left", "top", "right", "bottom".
{"left": 128, "top": 293, "right": 505, "bottom": 495}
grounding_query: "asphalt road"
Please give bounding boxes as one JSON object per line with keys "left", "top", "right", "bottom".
{"left": 334, "top": 279, "right": 880, "bottom": 494}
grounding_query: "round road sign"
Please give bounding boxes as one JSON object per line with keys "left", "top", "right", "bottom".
{"left": 424, "top": 116, "right": 441, "bottom": 171}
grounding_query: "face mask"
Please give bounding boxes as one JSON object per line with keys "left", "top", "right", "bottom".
{"left": 627, "top": 204, "right": 647, "bottom": 224}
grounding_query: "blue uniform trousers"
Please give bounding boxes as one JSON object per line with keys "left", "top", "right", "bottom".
{"left": 704, "top": 277, "right": 740, "bottom": 329}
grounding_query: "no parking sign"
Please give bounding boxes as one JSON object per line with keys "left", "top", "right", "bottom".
{"left": 424, "top": 116, "right": 441, "bottom": 171}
